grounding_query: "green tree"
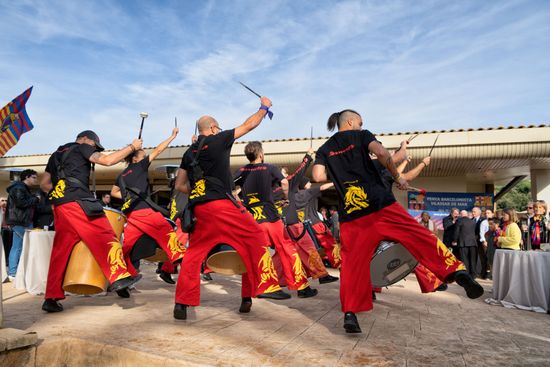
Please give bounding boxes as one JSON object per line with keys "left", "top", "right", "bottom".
{"left": 496, "top": 180, "right": 531, "bottom": 211}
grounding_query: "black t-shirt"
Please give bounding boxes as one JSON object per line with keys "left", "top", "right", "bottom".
{"left": 281, "top": 153, "right": 313, "bottom": 223}
{"left": 314, "top": 130, "right": 396, "bottom": 222}
{"left": 116, "top": 156, "right": 151, "bottom": 214}
{"left": 234, "top": 163, "right": 283, "bottom": 224}
{"left": 180, "top": 129, "right": 235, "bottom": 205}
{"left": 45, "top": 142, "right": 98, "bottom": 205}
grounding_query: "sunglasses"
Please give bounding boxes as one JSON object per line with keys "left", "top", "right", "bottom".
{"left": 527, "top": 207, "right": 534, "bottom": 209}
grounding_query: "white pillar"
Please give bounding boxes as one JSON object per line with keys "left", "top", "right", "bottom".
{"left": 530, "top": 169, "right": 550, "bottom": 204}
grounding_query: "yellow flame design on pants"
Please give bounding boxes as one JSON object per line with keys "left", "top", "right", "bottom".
{"left": 108, "top": 241, "right": 128, "bottom": 276}
{"left": 258, "top": 247, "right": 279, "bottom": 287}
{"left": 436, "top": 239, "right": 464, "bottom": 270}
{"left": 166, "top": 231, "right": 185, "bottom": 260}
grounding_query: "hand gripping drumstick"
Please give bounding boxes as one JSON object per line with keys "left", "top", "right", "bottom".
{"left": 238, "top": 81, "right": 273, "bottom": 119}
{"left": 138, "top": 112, "right": 149, "bottom": 139}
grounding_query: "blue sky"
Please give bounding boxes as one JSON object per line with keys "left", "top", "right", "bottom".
{"left": 1, "top": 0, "right": 549, "bottom": 155}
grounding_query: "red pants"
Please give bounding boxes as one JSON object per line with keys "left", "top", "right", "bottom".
{"left": 285, "top": 223, "right": 328, "bottom": 279}
{"left": 414, "top": 264, "right": 443, "bottom": 293}
{"left": 311, "top": 222, "right": 342, "bottom": 269}
{"left": 175, "top": 199, "right": 281, "bottom": 306}
{"left": 259, "top": 221, "right": 309, "bottom": 290}
{"left": 339, "top": 202, "right": 465, "bottom": 313}
{"left": 45, "top": 202, "right": 132, "bottom": 300}
{"left": 122, "top": 208, "right": 185, "bottom": 276}
{"left": 161, "top": 218, "right": 188, "bottom": 274}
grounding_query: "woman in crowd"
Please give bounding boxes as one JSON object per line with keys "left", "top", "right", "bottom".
{"left": 418, "top": 211, "right": 437, "bottom": 236}
{"left": 496, "top": 208, "right": 522, "bottom": 250}
{"left": 529, "top": 200, "right": 549, "bottom": 250}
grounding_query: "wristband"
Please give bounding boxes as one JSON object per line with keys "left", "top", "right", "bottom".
{"left": 420, "top": 161, "right": 426, "bottom": 167}
{"left": 128, "top": 144, "right": 136, "bottom": 153}
{"left": 393, "top": 173, "right": 401, "bottom": 182}
{"left": 259, "top": 105, "right": 274, "bottom": 120}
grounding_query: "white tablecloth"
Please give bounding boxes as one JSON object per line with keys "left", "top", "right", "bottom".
{"left": 15, "top": 229, "right": 55, "bottom": 295}
{"left": 0, "top": 236, "right": 7, "bottom": 283}
{"left": 489, "top": 249, "right": 550, "bottom": 313}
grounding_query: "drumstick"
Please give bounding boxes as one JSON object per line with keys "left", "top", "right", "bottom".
{"left": 138, "top": 112, "right": 149, "bottom": 139}
{"left": 238, "top": 81, "right": 261, "bottom": 98}
{"left": 408, "top": 133, "right": 419, "bottom": 143}
{"left": 310, "top": 126, "right": 313, "bottom": 149}
{"left": 428, "top": 134, "right": 440, "bottom": 156}
{"left": 175, "top": 117, "right": 177, "bottom": 128}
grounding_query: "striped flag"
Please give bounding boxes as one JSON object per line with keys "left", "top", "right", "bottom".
{"left": 0, "top": 87, "right": 34, "bottom": 157}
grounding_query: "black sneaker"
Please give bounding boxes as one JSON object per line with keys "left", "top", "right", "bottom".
{"left": 319, "top": 274, "right": 339, "bottom": 284}
{"left": 239, "top": 297, "right": 252, "bottom": 313}
{"left": 159, "top": 271, "right": 175, "bottom": 284}
{"left": 454, "top": 270, "right": 484, "bottom": 299}
{"left": 343, "top": 312, "right": 362, "bottom": 333}
{"left": 201, "top": 273, "right": 213, "bottom": 281}
{"left": 257, "top": 290, "right": 292, "bottom": 300}
{"left": 156, "top": 263, "right": 162, "bottom": 274}
{"left": 116, "top": 288, "right": 131, "bottom": 298}
{"left": 111, "top": 274, "right": 142, "bottom": 292}
{"left": 435, "top": 283, "right": 448, "bottom": 292}
{"left": 297, "top": 286, "right": 318, "bottom": 298}
{"left": 173, "top": 303, "right": 188, "bottom": 320}
{"left": 42, "top": 299, "right": 63, "bottom": 313}
{"left": 372, "top": 290, "right": 377, "bottom": 301}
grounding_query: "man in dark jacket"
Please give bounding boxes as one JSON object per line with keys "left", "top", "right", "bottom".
{"left": 453, "top": 210, "right": 478, "bottom": 277}
{"left": 6, "top": 169, "right": 39, "bottom": 278}
{"left": 443, "top": 208, "right": 459, "bottom": 255}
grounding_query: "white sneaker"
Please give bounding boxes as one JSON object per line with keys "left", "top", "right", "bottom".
{"left": 8, "top": 276, "right": 15, "bottom": 282}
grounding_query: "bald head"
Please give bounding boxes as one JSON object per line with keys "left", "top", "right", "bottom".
{"left": 197, "top": 116, "right": 220, "bottom": 135}
{"left": 460, "top": 210, "right": 468, "bottom": 217}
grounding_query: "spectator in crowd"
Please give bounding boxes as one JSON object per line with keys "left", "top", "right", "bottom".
{"left": 419, "top": 211, "right": 437, "bottom": 236}
{"left": 529, "top": 200, "right": 549, "bottom": 250}
{"left": 100, "top": 193, "right": 111, "bottom": 208}
{"left": 479, "top": 209, "right": 493, "bottom": 277}
{"left": 496, "top": 208, "right": 522, "bottom": 250}
{"left": 6, "top": 169, "right": 39, "bottom": 279}
{"left": 495, "top": 209, "right": 504, "bottom": 225}
{"left": 34, "top": 188, "right": 54, "bottom": 230}
{"left": 443, "top": 208, "right": 459, "bottom": 254}
{"left": 472, "top": 207, "right": 488, "bottom": 279}
{"left": 319, "top": 206, "right": 332, "bottom": 228}
{"left": 453, "top": 210, "right": 478, "bottom": 277}
{"left": 521, "top": 201, "right": 535, "bottom": 250}
{"left": 485, "top": 218, "right": 501, "bottom": 278}
{"left": 329, "top": 206, "right": 340, "bottom": 242}
{"left": 0, "top": 196, "right": 12, "bottom": 265}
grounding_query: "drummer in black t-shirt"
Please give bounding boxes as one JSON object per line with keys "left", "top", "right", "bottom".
{"left": 173, "top": 96, "right": 290, "bottom": 320}
{"left": 110, "top": 128, "right": 185, "bottom": 294}
{"left": 234, "top": 141, "right": 317, "bottom": 298}
{"left": 312, "top": 110, "right": 483, "bottom": 333}
{"left": 40, "top": 130, "right": 143, "bottom": 313}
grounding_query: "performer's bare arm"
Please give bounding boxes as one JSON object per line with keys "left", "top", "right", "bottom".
{"left": 234, "top": 96, "right": 272, "bottom": 139}
{"left": 320, "top": 182, "right": 334, "bottom": 191}
{"left": 402, "top": 157, "right": 430, "bottom": 181}
{"left": 280, "top": 178, "right": 289, "bottom": 199}
{"left": 392, "top": 140, "right": 409, "bottom": 165}
{"left": 89, "top": 138, "right": 143, "bottom": 166}
{"left": 111, "top": 185, "right": 122, "bottom": 199}
{"left": 312, "top": 164, "right": 328, "bottom": 182}
{"left": 150, "top": 128, "right": 179, "bottom": 161}
{"left": 40, "top": 172, "right": 53, "bottom": 193}
{"left": 175, "top": 168, "right": 191, "bottom": 194}
{"left": 396, "top": 158, "right": 409, "bottom": 174}
{"left": 368, "top": 140, "right": 408, "bottom": 190}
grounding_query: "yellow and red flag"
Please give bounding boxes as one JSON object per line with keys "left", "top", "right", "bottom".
{"left": 0, "top": 87, "right": 34, "bottom": 157}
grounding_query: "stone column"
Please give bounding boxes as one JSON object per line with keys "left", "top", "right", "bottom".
{"left": 530, "top": 169, "right": 550, "bottom": 204}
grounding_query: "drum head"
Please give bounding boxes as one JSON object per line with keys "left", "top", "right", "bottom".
{"left": 206, "top": 250, "right": 247, "bottom": 275}
{"left": 370, "top": 241, "right": 418, "bottom": 287}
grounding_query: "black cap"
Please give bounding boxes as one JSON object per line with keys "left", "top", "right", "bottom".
{"left": 76, "top": 130, "right": 104, "bottom": 152}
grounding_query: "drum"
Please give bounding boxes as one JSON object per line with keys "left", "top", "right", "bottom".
{"left": 103, "top": 208, "right": 127, "bottom": 240}
{"left": 370, "top": 241, "right": 418, "bottom": 288}
{"left": 63, "top": 241, "right": 108, "bottom": 295}
{"left": 62, "top": 208, "right": 126, "bottom": 295}
{"left": 205, "top": 244, "right": 247, "bottom": 275}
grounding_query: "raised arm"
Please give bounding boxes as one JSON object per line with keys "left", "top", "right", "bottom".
{"left": 234, "top": 97, "right": 272, "bottom": 140}
{"left": 150, "top": 128, "right": 179, "bottom": 161}
{"left": 402, "top": 157, "right": 430, "bottom": 181}
{"left": 90, "top": 139, "right": 143, "bottom": 166}
{"left": 368, "top": 140, "right": 408, "bottom": 190}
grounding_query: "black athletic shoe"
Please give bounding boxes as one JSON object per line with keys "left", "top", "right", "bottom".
{"left": 156, "top": 263, "right": 162, "bottom": 274}
{"left": 239, "top": 297, "right": 252, "bottom": 313}
{"left": 257, "top": 290, "right": 292, "bottom": 300}
{"left": 435, "top": 283, "right": 448, "bottom": 292}
{"left": 201, "top": 273, "right": 213, "bottom": 281}
{"left": 343, "top": 312, "right": 362, "bottom": 333}
{"left": 159, "top": 271, "right": 175, "bottom": 284}
{"left": 372, "top": 290, "right": 377, "bottom": 301}
{"left": 297, "top": 286, "right": 318, "bottom": 298}
{"left": 116, "top": 288, "right": 131, "bottom": 298}
{"left": 173, "top": 303, "right": 188, "bottom": 320}
{"left": 111, "top": 274, "right": 142, "bottom": 292}
{"left": 42, "top": 299, "right": 63, "bottom": 313}
{"left": 454, "top": 271, "right": 484, "bottom": 299}
{"left": 319, "top": 274, "right": 339, "bottom": 284}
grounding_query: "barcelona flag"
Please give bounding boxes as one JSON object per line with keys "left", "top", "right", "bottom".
{"left": 0, "top": 87, "right": 34, "bottom": 157}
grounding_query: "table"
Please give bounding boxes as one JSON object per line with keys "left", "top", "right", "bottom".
{"left": 490, "top": 249, "right": 550, "bottom": 313}
{"left": 0, "top": 236, "right": 6, "bottom": 283}
{"left": 15, "top": 229, "right": 55, "bottom": 295}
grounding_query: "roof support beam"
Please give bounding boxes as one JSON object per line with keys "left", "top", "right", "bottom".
{"left": 494, "top": 175, "right": 528, "bottom": 202}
